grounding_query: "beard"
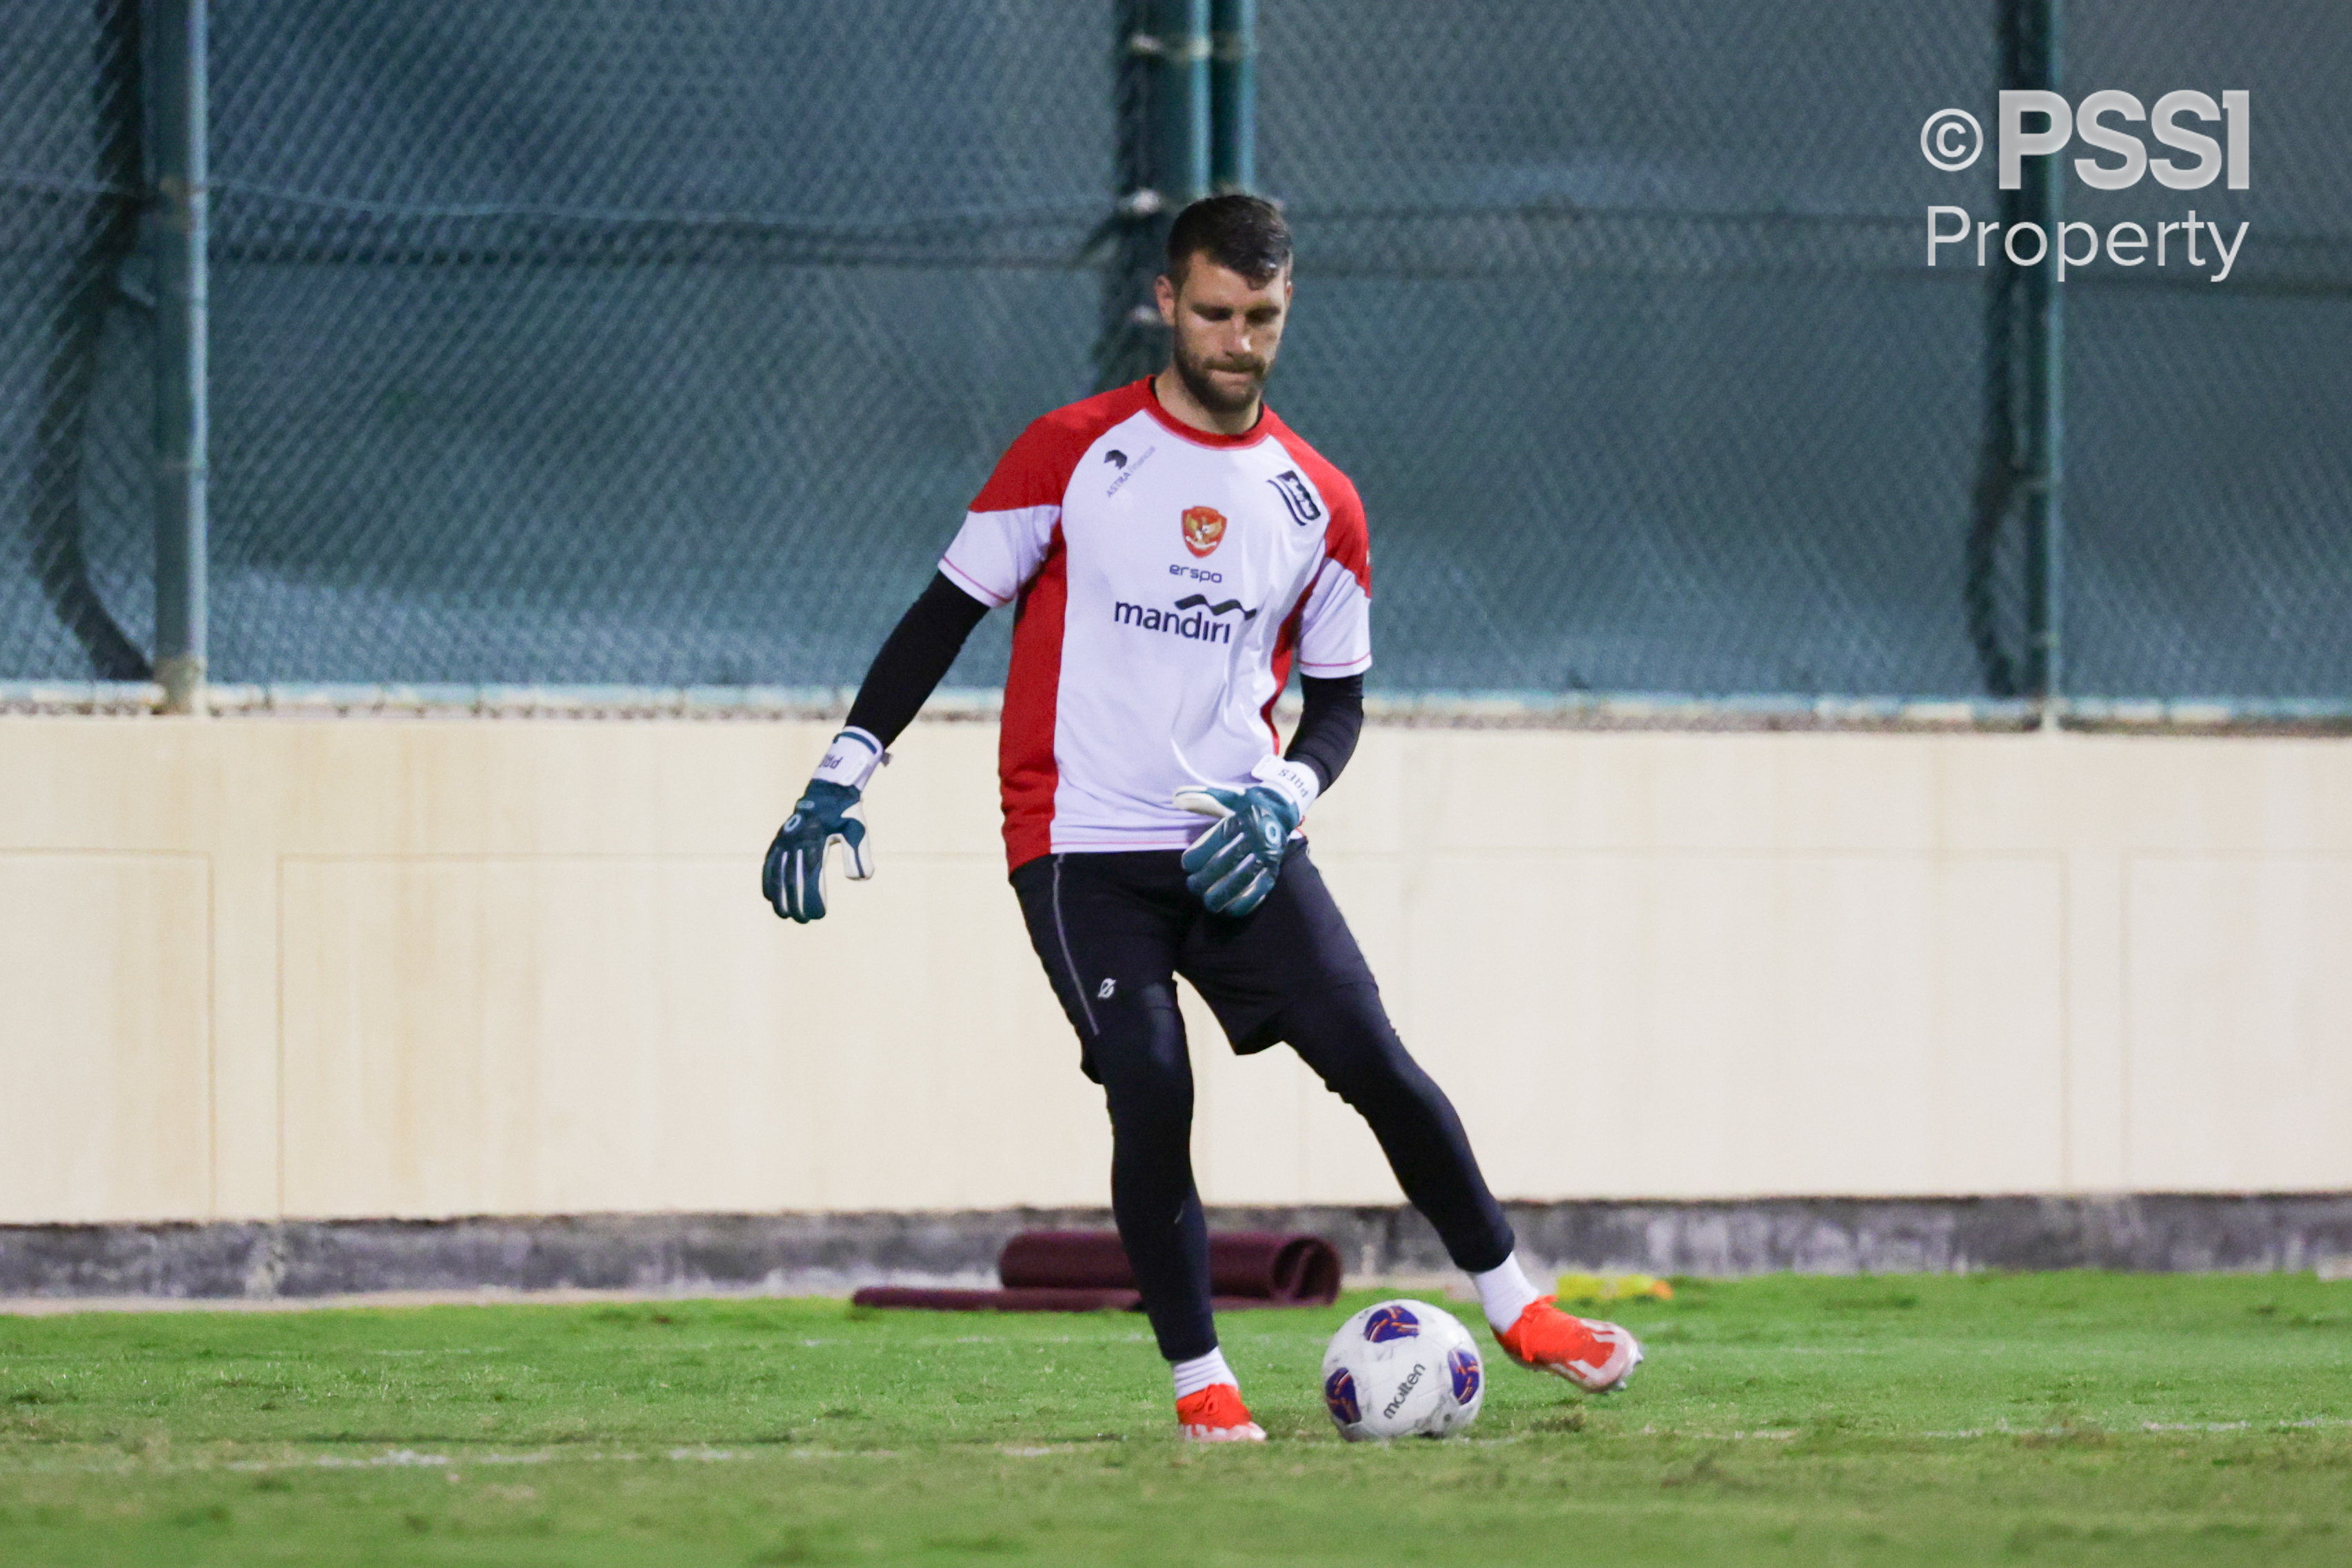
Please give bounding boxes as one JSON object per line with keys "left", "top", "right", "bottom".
{"left": 1170, "top": 334, "right": 1269, "bottom": 418}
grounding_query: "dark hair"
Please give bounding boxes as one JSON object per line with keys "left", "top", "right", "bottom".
{"left": 1164, "top": 193, "right": 1290, "bottom": 287}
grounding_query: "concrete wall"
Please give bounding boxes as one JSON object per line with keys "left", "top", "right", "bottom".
{"left": 3, "top": 713, "right": 2349, "bottom": 1225}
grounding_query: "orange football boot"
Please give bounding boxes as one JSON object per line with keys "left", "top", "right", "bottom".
{"left": 1176, "top": 1383, "right": 1267, "bottom": 1443}
{"left": 1495, "top": 1296, "right": 1644, "bottom": 1392}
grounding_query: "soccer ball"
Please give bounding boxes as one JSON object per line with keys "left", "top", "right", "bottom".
{"left": 1319, "top": 1298, "right": 1485, "bottom": 1441}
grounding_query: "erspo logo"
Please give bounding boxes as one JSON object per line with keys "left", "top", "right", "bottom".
{"left": 1919, "top": 91, "right": 2252, "bottom": 283}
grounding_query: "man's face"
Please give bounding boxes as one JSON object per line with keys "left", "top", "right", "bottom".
{"left": 1155, "top": 257, "right": 1292, "bottom": 417}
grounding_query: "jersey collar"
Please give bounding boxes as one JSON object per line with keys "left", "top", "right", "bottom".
{"left": 1141, "top": 376, "right": 1275, "bottom": 450}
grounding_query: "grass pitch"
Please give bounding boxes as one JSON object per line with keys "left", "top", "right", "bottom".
{"left": 2, "top": 1272, "right": 2348, "bottom": 1566}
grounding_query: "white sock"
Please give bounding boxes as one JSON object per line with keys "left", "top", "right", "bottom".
{"left": 1170, "top": 1347, "right": 1237, "bottom": 1400}
{"left": 1472, "top": 1254, "right": 1546, "bottom": 1336}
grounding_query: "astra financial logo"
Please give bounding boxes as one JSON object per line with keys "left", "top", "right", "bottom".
{"left": 1104, "top": 444, "right": 1154, "bottom": 498}
{"left": 1111, "top": 594, "right": 1258, "bottom": 646}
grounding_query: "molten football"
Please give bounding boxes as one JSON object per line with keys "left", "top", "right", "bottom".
{"left": 1319, "top": 1298, "right": 1485, "bottom": 1441}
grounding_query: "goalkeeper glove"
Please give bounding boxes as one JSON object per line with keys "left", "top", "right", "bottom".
{"left": 762, "top": 727, "right": 884, "bottom": 924}
{"left": 1174, "top": 757, "right": 1321, "bottom": 918}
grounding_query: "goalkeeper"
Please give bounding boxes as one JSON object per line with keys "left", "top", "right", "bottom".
{"left": 764, "top": 195, "right": 1641, "bottom": 1441}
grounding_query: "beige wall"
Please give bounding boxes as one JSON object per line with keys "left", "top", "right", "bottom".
{"left": 3, "top": 713, "right": 2349, "bottom": 1224}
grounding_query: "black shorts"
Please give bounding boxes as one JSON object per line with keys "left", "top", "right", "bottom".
{"left": 1009, "top": 844, "right": 1377, "bottom": 1077}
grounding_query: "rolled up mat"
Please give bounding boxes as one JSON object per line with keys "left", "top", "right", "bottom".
{"left": 850, "top": 1285, "right": 1140, "bottom": 1312}
{"left": 997, "top": 1229, "right": 1342, "bottom": 1305}
{"left": 848, "top": 1286, "right": 1326, "bottom": 1313}
{"left": 1207, "top": 1232, "right": 1344, "bottom": 1304}
{"left": 849, "top": 1230, "right": 1343, "bottom": 1314}
{"left": 994, "top": 1230, "right": 1135, "bottom": 1290}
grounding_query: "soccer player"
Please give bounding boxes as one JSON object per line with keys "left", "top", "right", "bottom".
{"left": 764, "top": 195, "right": 1641, "bottom": 1442}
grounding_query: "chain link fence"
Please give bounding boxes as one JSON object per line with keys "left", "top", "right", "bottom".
{"left": 1262, "top": 1, "right": 2003, "bottom": 698}
{"left": 1, "top": 1, "right": 154, "bottom": 684}
{"left": 198, "top": 0, "right": 1101, "bottom": 689}
{"left": 3, "top": 1, "right": 2348, "bottom": 704}
{"left": 2061, "top": 0, "right": 2352, "bottom": 701}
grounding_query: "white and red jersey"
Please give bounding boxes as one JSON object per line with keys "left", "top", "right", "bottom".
{"left": 941, "top": 378, "right": 1372, "bottom": 871}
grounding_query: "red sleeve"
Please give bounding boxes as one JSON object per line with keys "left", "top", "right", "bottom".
{"left": 1273, "top": 429, "right": 1370, "bottom": 596}
{"left": 1321, "top": 484, "right": 1370, "bottom": 596}
{"left": 970, "top": 414, "right": 1089, "bottom": 513}
{"left": 949, "top": 383, "right": 1153, "bottom": 609}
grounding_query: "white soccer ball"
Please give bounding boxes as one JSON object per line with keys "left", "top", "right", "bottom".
{"left": 1319, "top": 1298, "right": 1485, "bottom": 1441}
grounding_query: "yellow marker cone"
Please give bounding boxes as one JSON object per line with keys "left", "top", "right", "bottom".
{"left": 1556, "top": 1272, "right": 1674, "bottom": 1303}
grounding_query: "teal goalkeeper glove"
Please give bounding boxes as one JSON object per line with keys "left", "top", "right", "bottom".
{"left": 1175, "top": 757, "right": 1321, "bottom": 918}
{"left": 762, "top": 728, "right": 884, "bottom": 924}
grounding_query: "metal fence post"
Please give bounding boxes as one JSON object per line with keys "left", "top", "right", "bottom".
{"left": 1969, "top": 0, "right": 2066, "bottom": 713}
{"left": 1153, "top": 0, "right": 1212, "bottom": 206}
{"left": 1094, "top": 0, "right": 1213, "bottom": 389}
{"left": 150, "top": 0, "right": 209, "bottom": 713}
{"left": 2016, "top": 0, "right": 2065, "bottom": 714}
{"left": 1210, "top": 0, "right": 1256, "bottom": 193}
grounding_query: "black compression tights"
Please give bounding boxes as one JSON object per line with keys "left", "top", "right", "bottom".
{"left": 1097, "top": 983, "right": 1514, "bottom": 1363}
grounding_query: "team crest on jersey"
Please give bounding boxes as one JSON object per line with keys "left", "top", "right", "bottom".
{"left": 1181, "top": 505, "right": 1228, "bottom": 558}
{"left": 1268, "top": 469, "right": 1322, "bottom": 525}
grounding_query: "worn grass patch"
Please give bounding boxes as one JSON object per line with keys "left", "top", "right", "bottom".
{"left": 1, "top": 1272, "right": 2347, "bottom": 1565}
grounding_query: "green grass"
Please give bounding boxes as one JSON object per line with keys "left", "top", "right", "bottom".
{"left": 2, "top": 1272, "right": 2349, "bottom": 1566}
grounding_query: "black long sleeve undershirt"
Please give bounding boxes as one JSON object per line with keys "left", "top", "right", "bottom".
{"left": 1286, "top": 673, "right": 1364, "bottom": 795}
{"left": 842, "top": 571, "right": 1367, "bottom": 797}
{"left": 843, "top": 572, "right": 989, "bottom": 747}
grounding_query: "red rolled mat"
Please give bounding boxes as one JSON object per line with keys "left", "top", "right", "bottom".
{"left": 851, "top": 1286, "right": 1140, "bottom": 1313}
{"left": 998, "top": 1230, "right": 1341, "bottom": 1305}
{"left": 849, "top": 1230, "right": 1343, "bottom": 1313}
{"left": 1206, "top": 1232, "right": 1345, "bottom": 1305}
{"left": 993, "top": 1230, "right": 1135, "bottom": 1290}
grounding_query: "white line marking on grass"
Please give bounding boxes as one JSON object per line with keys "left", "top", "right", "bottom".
{"left": 214, "top": 1447, "right": 803, "bottom": 1474}
{"left": 1918, "top": 1416, "right": 2349, "bottom": 1439}
{"left": 2141, "top": 1417, "right": 2350, "bottom": 1434}
{"left": 11, "top": 1444, "right": 922, "bottom": 1479}
{"left": 292, "top": 1449, "right": 455, "bottom": 1469}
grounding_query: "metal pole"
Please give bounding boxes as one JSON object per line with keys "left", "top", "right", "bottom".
{"left": 1210, "top": 0, "right": 1256, "bottom": 192}
{"left": 151, "top": 0, "right": 208, "bottom": 713}
{"left": 1094, "top": 0, "right": 1214, "bottom": 389}
{"left": 1154, "top": 0, "right": 1212, "bottom": 208}
{"left": 2017, "top": 0, "right": 2064, "bottom": 713}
